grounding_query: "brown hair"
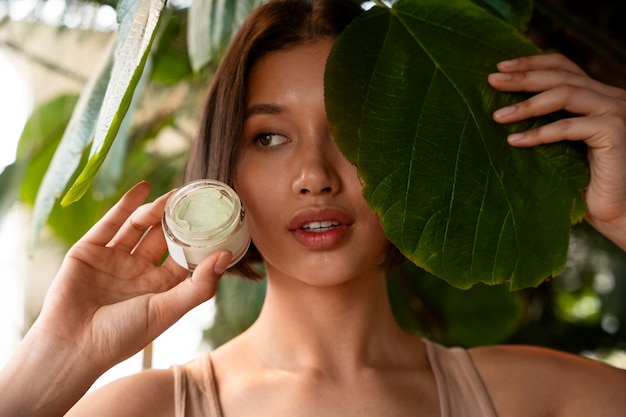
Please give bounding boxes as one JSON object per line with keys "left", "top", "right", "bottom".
{"left": 184, "top": 0, "right": 364, "bottom": 279}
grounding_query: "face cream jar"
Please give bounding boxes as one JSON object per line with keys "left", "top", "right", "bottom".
{"left": 162, "top": 179, "right": 251, "bottom": 271}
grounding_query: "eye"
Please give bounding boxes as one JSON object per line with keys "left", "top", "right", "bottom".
{"left": 254, "top": 132, "right": 289, "bottom": 147}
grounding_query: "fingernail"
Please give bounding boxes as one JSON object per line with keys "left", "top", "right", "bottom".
{"left": 498, "top": 59, "right": 518, "bottom": 69}
{"left": 489, "top": 73, "right": 512, "bottom": 81}
{"left": 507, "top": 132, "right": 526, "bottom": 143}
{"left": 494, "top": 105, "right": 516, "bottom": 119}
{"left": 213, "top": 252, "right": 233, "bottom": 275}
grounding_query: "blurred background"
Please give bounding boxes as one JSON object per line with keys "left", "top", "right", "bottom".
{"left": 1, "top": 0, "right": 626, "bottom": 388}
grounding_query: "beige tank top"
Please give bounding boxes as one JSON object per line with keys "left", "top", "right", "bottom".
{"left": 172, "top": 339, "right": 497, "bottom": 416}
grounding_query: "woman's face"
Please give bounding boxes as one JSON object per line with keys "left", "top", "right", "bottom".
{"left": 234, "top": 39, "right": 390, "bottom": 286}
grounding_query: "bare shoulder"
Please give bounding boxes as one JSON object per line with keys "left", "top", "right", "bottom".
{"left": 469, "top": 344, "right": 626, "bottom": 417}
{"left": 66, "top": 368, "right": 176, "bottom": 417}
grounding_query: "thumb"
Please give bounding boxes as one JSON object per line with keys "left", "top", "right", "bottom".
{"left": 148, "top": 251, "right": 233, "bottom": 332}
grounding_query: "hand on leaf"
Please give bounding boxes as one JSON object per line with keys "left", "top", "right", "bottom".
{"left": 489, "top": 54, "right": 626, "bottom": 250}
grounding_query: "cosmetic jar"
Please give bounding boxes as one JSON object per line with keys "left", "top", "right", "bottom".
{"left": 162, "top": 179, "right": 250, "bottom": 271}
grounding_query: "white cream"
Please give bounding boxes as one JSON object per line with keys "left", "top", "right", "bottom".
{"left": 173, "top": 187, "right": 233, "bottom": 232}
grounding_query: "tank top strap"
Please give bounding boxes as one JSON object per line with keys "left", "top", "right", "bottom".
{"left": 423, "top": 338, "right": 498, "bottom": 417}
{"left": 172, "top": 353, "right": 223, "bottom": 417}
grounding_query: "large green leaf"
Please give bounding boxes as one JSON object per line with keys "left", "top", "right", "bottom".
{"left": 187, "top": 0, "right": 261, "bottom": 72}
{"left": 325, "top": 0, "right": 589, "bottom": 290}
{"left": 61, "top": 0, "right": 167, "bottom": 206}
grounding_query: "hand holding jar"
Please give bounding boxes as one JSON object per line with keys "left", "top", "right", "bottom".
{"left": 0, "top": 181, "right": 232, "bottom": 417}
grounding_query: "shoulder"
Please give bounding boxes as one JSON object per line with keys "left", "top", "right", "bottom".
{"left": 468, "top": 344, "right": 626, "bottom": 417}
{"left": 66, "top": 368, "right": 176, "bottom": 417}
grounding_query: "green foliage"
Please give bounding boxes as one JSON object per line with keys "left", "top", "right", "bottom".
{"left": 204, "top": 276, "right": 266, "bottom": 347}
{"left": 60, "top": 0, "right": 167, "bottom": 207}
{"left": 4, "top": 0, "right": 625, "bottom": 349}
{"left": 325, "top": 0, "right": 589, "bottom": 290}
{"left": 388, "top": 262, "right": 524, "bottom": 346}
{"left": 15, "top": 91, "right": 187, "bottom": 246}
{"left": 151, "top": 10, "right": 194, "bottom": 84}
{"left": 509, "top": 223, "right": 626, "bottom": 353}
{"left": 26, "top": 59, "right": 112, "bottom": 248}
{"left": 0, "top": 95, "right": 76, "bottom": 224}
{"left": 0, "top": 164, "right": 22, "bottom": 223}
{"left": 16, "top": 95, "right": 80, "bottom": 205}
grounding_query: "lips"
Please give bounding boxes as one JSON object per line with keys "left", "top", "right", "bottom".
{"left": 288, "top": 208, "right": 353, "bottom": 249}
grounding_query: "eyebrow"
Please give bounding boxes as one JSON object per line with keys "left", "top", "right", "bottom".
{"left": 245, "top": 103, "right": 286, "bottom": 118}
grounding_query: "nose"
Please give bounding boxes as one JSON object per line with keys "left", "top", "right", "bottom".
{"left": 292, "top": 133, "right": 343, "bottom": 196}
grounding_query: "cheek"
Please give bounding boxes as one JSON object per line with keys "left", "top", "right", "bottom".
{"left": 233, "top": 154, "right": 263, "bottom": 210}
{"left": 368, "top": 212, "right": 390, "bottom": 249}
{"left": 234, "top": 166, "right": 287, "bottom": 245}
{"left": 357, "top": 197, "right": 390, "bottom": 252}
{"left": 235, "top": 188, "right": 270, "bottom": 259}
{"left": 237, "top": 193, "right": 286, "bottom": 266}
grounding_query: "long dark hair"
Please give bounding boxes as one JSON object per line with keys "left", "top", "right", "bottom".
{"left": 184, "top": 0, "right": 363, "bottom": 279}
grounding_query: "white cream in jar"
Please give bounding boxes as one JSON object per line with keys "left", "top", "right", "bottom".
{"left": 162, "top": 179, "right": 250, "bottom": 271}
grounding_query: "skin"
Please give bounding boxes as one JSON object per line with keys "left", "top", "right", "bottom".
{"left": 1, "top": 41, "right": 625, "bottom": 417}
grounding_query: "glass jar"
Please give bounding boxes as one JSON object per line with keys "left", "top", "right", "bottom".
{"left": 162, "top": 179, "right": 250, "bottom": 271}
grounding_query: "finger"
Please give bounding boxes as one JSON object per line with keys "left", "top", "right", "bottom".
{"left": 489, "top": 69, "right": 593, "bottom": 93}
{"left": 495, "top": 54, "right": 586, "bottom": 76}
{"left": 492, "top": 86, "right": 621, "bottom": 125}
{"left": 504, "top": 115, "right": 613, "bottom": 147}
{"left": 489, "top": 71, "right": 626, "bottom": 102}
{"left": 108, "top": 190, "right": 172, "bottom": 252}
{"left": 82, "top": 182, "right": 151, "bottom": 246}
{"left": 145, "top": 251, "right": 232, "bottom": 334}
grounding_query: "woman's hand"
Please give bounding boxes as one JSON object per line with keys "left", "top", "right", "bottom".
{"left": 0, "top": 182, "right": 232, "bottom": 417}
{"left": 39, "top": 181, "right": 231, "bottom": 369}
{"left": 488, "top": 53, "right": 626, "bottom": 250}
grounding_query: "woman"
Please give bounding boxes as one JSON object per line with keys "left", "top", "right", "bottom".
{"left": 1, "top": 1, "right": 626, "bottom": 416}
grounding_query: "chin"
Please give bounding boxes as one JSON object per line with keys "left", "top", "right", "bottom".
{"left": 265, "top": 251, "right": 388, "bottom": 288}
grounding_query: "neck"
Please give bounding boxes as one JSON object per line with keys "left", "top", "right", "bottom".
{"left": 244, "top": 265, "right": 414, "bottom": 374}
